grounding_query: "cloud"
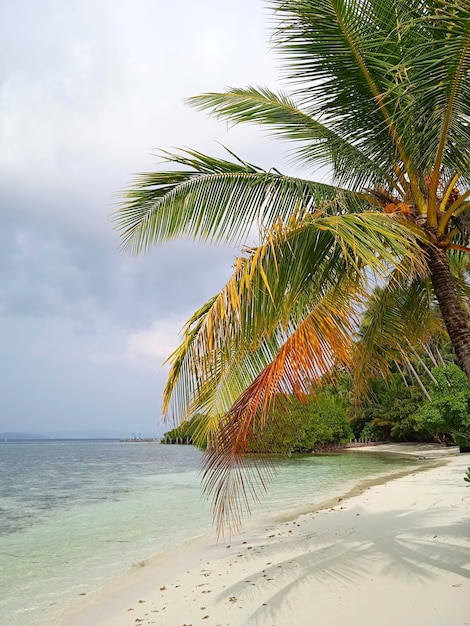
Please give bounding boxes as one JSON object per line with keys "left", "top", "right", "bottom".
{"left": 127, "top": 317, "right": 186, "bottom": 364}
{"left": 0, "top": 0, "right": 292, "bottom": 434}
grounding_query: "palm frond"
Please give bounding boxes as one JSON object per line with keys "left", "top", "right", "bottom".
{"left": 268, "top": 1, "right": 415, "bottom": 173}
{"left": 353, "top": 272, "right": 443, "bottom": 394}
{"left": 202, "top": 280, "right": 360, "bottom": 532}
{"left": 188, "top": 87, "right": 392, "bottom": 189}
{"left": 268, "top": 0, "right": 470, "bottom": 205}
{"left": 408, "top": 2, "right": 470, "bottom": 177}
{"left": 159, "top": 211, "right": 429, "bottom": 531}
{"left": 163, "top": 210, "right": 427, "bottom": 421}
{"left": 115, "top": 148, "right": 370, "bottom": 253}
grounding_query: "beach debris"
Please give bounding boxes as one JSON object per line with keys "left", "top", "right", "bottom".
{"left": 138, "top": 599, "right": 145, "bottom": 603}
{"left": 159, "top": 586, "right": 167, "bottom": 591}
{"left": 229, "top": 596, "right": 237, "bottom": 602}
{"left": 202, "top": 615, "right": 209, "bottom": 619}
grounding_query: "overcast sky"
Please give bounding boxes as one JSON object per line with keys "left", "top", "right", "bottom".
{"left": 0, "top": 0, "right": 304, "bottom": 437}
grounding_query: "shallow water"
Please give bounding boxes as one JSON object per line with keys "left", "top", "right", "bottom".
{"left": 0, "top": 441, "right": 418, "bottom": 625}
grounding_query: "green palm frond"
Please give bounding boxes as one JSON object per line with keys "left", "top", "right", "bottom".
{"left": 269, "top": 0, "right": 470, "bottom": 205}
{"left": 405, "top": 2, "right": 470, "bottom": 186}
{"left": 188, "top": 87, "right": 392, "bottom": 189}
{"left": 116, "top": 148, "right": 370, "bottom": 253}
{"left": 353, "top": 273, "right": 443, "bottom": 393}
{"left": 269, "top": 1, "right": 411, "bottom": 164}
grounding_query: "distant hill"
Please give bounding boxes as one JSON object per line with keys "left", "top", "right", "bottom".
{"left": 0, "top": 432, "right": 51, "bottom": 440}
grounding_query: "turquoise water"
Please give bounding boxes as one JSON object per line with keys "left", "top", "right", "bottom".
{"left": 0, "top": 441, "right": 418, "bottom": 625}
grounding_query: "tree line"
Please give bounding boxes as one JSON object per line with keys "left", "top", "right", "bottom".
{"left": 163, "top": 342, "right": 470, "bottom": 453}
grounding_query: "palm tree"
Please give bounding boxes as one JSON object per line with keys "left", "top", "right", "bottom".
{"left": 116, "top": 0, "right": 470, "bottom": 529}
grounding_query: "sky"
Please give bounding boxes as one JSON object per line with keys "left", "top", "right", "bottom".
{"left": 0, "top": 0, "right": 309, "bottom": 437}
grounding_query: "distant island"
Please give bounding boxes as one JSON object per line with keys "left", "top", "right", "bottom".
{"left": 119, "top": 437, "right": 159, "bottom": 443}
{"left": 0, "top": 430, "right": 156, "bottom": 440}
{"left": 0, "top": 432, "right": 51, "bottom": 441}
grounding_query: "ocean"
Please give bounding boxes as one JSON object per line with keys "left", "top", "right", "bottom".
{"left": 0, "top": 440, "right": 419, "bottom": 625}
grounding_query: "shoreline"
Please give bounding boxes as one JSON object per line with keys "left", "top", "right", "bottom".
{"left": 56, "top": 444, "right": 470, "bottom": 626}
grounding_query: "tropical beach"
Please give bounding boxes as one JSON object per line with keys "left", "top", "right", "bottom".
{"left": 4, "top": 3, "right": 470, "bottom": 626}
{"left": 58, "top": 446, "right": 469, "bottom": 626}
{"left": 0, "top": 440, "right": 423, "bottom": 625}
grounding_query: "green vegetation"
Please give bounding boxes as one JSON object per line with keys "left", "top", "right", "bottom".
{"left": 416, "top": 364, "right": 470, "bottom": 447}
{"left": 118, "top": 1, "right": 470, "bottom": 528}
{"left": 352, "top": 374, "right": 427, "bottom": 442}
{"left": 162, "top": 394, "right": 353, "bottom": 452}
{"left": 249, "top": 392, "right": 353, "bottom": 454}
{"left": 161, "top": 414, "right": 208, "bottom": 446}
{"left": 178, "top": 334, "right": 470, "bottom": 452}
{"left": 163, "top": 356, "right": 470, "bottom": 453}
{"left": 351, "top": 341, "right": 470, "bottom": 449}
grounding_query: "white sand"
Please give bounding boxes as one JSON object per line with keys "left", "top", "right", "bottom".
{"left": 59, "top": 447, "right": 470, "bottom": 626}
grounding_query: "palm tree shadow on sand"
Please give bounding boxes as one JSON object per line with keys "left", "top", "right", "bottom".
{"left": 217, "top": 505, "right": 470, "bottom": 623}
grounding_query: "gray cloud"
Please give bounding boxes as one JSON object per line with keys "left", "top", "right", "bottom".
{"left": 0, "top": 0, "right": 291, "bottom": 436}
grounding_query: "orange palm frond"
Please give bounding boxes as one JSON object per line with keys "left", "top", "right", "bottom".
{"left": 202, "top": 281, "right": 360, "bottom": 532}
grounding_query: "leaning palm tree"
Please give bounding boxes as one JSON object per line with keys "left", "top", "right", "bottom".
{"left": 116, "top": 0, "right": 470, "bottom": 529}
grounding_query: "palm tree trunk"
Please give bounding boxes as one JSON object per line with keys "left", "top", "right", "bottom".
{"left": 427, "top": 247, "right": 470, "bottom": 377}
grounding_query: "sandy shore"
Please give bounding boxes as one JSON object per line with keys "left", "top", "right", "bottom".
{"left": 60, "top": 446, "right": 470, "bottom": 626}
